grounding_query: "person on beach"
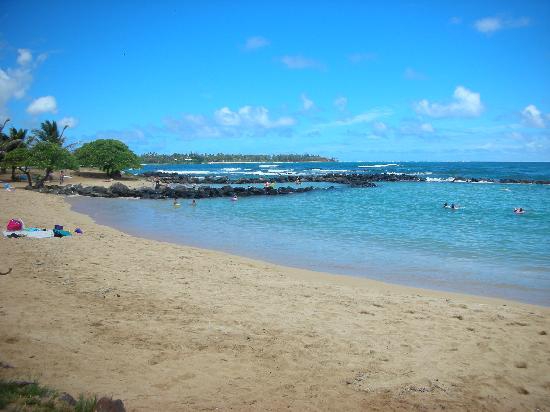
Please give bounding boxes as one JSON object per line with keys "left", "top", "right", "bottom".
{"left": 154, "top": 177, "right": 161, "bottom": 190}
{"left": 59, "top": 170, "right": 64, "bottom": 185}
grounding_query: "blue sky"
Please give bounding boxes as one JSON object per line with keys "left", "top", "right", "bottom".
{"left": 1, "top": 1, "right": 549, "bottom": 161}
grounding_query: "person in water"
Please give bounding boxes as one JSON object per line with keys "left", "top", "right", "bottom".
{"left": 173, "top": 197, "right": 179, "bottom": 206}
{"left": 514, "top": 207, "right": 524, "bottom": 213}
{"left": 231, "top": 195, "right": 238, "bottom": 201}
{"left": 191, "top": 199, "right": 197, "bottom": 206}
{"left": 443, "top": 202, "right": 448, "bottom": 208}
{"left": 450, "top": 203, "right": 457, "bottom": 209}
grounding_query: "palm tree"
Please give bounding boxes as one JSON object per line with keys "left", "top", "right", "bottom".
{"left": 32, "top": 120, "right": 68, "bottom": 146}
{"left": 0, "top": 118, "right": 10, "bottom": 173}
{"left": 5, "top": 128, "right": 29, "bottom": 180}
{"left": 31, "top": 120, "right": 76, "bottom": 187}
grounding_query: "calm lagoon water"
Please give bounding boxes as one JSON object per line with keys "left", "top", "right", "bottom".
{"left": 69, "top": 162, "right": 550, "bottom": 306}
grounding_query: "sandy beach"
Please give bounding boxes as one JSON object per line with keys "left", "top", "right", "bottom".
{"left": 1, "top": 180, "right": 549, "bottom": 411}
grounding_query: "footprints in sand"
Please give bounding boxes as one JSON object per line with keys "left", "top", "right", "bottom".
{"left": 514, "top": 361, "right": 527, "bottom": 369}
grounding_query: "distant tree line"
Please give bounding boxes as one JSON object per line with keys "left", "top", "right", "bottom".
{"left": 139, "top": 152, "right": 337, "bottom": 164}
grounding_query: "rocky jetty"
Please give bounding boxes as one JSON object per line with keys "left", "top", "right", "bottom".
{"left": 142, "top": 172, "right": 423, "bottom": 186}
{"left": 28, "top": 182, "right": 319, "bottom": 199}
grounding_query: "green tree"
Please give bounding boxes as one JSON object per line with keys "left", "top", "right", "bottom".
{"left": 31, "top": 142, "right": 79, "bottom": 188}
{"left": 4, "top": 128, "right": 30, "bottom": 180}
{"left": 75, "top": 139, "right": 140, "bottom": 177}
{"left": 2, "top": 147, "right": 34, "bottom": 186}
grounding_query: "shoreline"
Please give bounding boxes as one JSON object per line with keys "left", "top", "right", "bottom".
{"left": 1, "top": 187, "right": 549, "bottom": 410}
{"left": 68, "top": 194, "right": 548, "bottom": 308}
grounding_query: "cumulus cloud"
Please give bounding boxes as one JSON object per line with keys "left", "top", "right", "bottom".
{"left": 334, "top": 96, "right": 348, "bottom": 111}
{"left": 166, "top": 105, "right": 296, "bottom": 139}
{"left": 301, "top": 94, "right": 314, "bottom": 111}
{"left": 414, "top": 86, "right": 483, "bottom": 118}
{"left": 244, "top": 36, "right": 269, "bottom": 50}
{"left": 474, "top": 16, "right": 530, "bottom": 34}
{"left": 27, "top": 96, "right": 58, "bottom": 115}
{"left": 281, "top": 55, "right": 324, "bottom": 70}
{"left": 521, "top": 104, "right": 546, "bottom": 128}
{"left": 59, "top": 116, "right": 79, "bottom": 128}
{"left": 17, "top": 49, "right": 32, "bottom": 65}
{"left": 0, "top": 50, "right": 35, "bottom": 115}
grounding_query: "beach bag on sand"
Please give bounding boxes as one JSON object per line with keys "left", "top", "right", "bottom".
{"left": 6, "top": 219, "right": 23, "bottom": 231}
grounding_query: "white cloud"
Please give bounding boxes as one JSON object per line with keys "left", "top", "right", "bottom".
{"left": 521, "top": 104, "right": 545, "bottom": 128}
{"left": 0, "top": 48, "right": 47, "bottom": 116}
{"left": 244, "top": 36, "right": 269, "bottom": 50}
{"left": 301, "top": 94, "right": 314, "bottom": 111}
{"left": 449, "top": 16, "right": 462, "bottom": 25}
{"left": 414, "top": 86, "right": 483, "bottom": 118}
{"left": 59, "top": 116, "right": 78, "bottom": 128}
{"left": 317, "top": 108, "right": 391, "bottom": 129}
{"left": 404, "top": 67, "right": 427, "bottom": 80}
{"left": 26, "top": 95, "right": 58, "bottom": 115}
{"left": 167, "top": 105, "right": 296, "bottom": 139}
{"left": 281, "top": 55, "right": 324, "bottom": 70}
{"left": 334, "top": 96, "right": 347, "bottom": 111}
{"left": 474, "top": 16, "right": 530, "bottom": 34}
{"left": 17, "top": 49, "right": 32, "bottom": 65}
{"left": 214, "top": 107, "right": 242, "bottom": 126}
{"left": 0, "top": 63, "right": 33, "bottom": 115}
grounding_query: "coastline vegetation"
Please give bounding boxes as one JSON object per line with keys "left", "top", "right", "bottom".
{"left": 0, "top": 379, "right": 97, "bottom": 411}
{"left": 139, "top": 152, "right": 337, "bottom": 164}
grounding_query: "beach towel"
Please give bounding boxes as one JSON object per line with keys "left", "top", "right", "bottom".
{"left": 3, "top": 229, "right": 55, "bottom": 239}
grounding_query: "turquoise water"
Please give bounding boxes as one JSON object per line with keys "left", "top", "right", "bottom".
{"left": 70, "top": 162, "right": 550, "bottom": 305}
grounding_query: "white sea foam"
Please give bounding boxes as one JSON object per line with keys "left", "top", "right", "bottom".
{"left": 426, "top": 177, "right": 455, "bottom": 182}
{"left": 358, "top": 163, "right": 399, "bottom": 168}
{"left": 156, "top": 169, "right": 212, "bottom": 175}
{"left": 259, "top": 164, "right": 278, "bottom": 168}
{"left": 221, "top": 168, "right": 242, "bottom": 172}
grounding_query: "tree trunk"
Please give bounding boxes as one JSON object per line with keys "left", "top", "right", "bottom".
{"left": 35, "top": 168, "right": 52, "bottom": 188}
{"left": 11, "top": 166, "right": 17, "bottom": 181}
{"left": 18, "top": 167, "right": 32, "bottom": 187}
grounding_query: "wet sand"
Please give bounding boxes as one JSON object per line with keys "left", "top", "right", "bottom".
{"left": 1, "top": 183, "right": 549, "bottom": 411}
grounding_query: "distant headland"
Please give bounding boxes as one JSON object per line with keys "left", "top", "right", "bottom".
{"left": 139, "top": 152, "right": 337, "bottom": 164}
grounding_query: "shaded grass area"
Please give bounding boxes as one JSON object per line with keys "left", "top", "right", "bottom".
{"left": 0, "top": 380, "right": 96, "bottom": 411}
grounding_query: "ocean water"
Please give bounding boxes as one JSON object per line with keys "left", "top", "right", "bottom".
{"left": 69, "top": 162, "right": 550, "bottom": 306}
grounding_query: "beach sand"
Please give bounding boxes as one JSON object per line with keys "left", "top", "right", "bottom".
{"left": 1, "top": 185, "right": 549, "bottom": 411}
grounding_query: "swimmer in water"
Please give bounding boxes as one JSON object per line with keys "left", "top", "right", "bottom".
{"left": 443, "top": 202, "right": 448, "bottom": 208}
{"left": 173, "top": 197, "right": 180, "bottom": 207}
{"left": 450, "top": 203, "right": 457, "bottom": 210}
{"left": 191, "top": 199, "right": 197, "bottom": 206}
{"left": 231, "top": 195, "right": 238, "bottom": 201}
{"left": 514, "top": 207, "right": 525, "bottom": 214}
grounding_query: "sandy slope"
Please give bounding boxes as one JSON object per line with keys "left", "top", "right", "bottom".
{"left": 0, "top": 187, "right": 549, "bottom": 411}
